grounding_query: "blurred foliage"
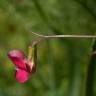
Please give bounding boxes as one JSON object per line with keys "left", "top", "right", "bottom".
{"left": 0, "top": 0, "right": 96, "bottom": 96}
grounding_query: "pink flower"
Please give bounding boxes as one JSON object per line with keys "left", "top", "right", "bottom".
{"left": 7, "top": 49, "right": 35, "bottom": 83}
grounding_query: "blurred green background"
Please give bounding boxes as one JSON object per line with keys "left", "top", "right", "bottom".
{"left": 0, "top": 0, "right": 96, "bottom": 96}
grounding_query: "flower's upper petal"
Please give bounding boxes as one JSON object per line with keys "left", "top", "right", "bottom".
{"left": 8, "top": 50, "right": 25, "bottom": 59}
{"left": 15, "top": 68, "right": 29, "bottom": 83}
{"left": 7, "top": 50, "right": 27, "bottom": 69}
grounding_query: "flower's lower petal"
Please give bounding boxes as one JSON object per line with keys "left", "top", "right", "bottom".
{"left": 15, "top": 69, "right": 29, "bottom": 83}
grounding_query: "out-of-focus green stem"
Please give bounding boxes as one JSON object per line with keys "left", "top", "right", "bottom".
{"left": 46, "top": 41, "right": 57, "bottom": 96}
{"left": 32, "top": 0, "right": 61, "bottom": 34}
{"left": 67, "top": 44, "right": 81, "bottom": 96}
{"left": 85, "top": 40, "right": 96, "bottom": 96}
{"left": 74, "top": 0, "right": 96, "bottom": 20}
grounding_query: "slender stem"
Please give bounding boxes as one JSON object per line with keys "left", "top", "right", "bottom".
{"left": 31, "top": 31, "right": 96, "bottom": 38}
{"left": 31, "top": 31, "right": 96, "bottom": 46}
{"left": 44, "top": 35, "right": 96, "bottom": 38}
{"left": 31, "top": 31, "right": 45, "bottom": 37}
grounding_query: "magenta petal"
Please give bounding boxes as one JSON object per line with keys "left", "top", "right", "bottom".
{"left": 15, "top": 69, "right": 29, "bottom": 83}
{"left": 8, "top": 50, "right": 25, "bottom": 59}
{"left": 8, "top": 50, "right": 27, "bottom": 69}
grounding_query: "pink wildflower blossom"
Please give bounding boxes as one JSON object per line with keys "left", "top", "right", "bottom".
{"left": 7, "top": 50, "right": 35, "bottom": 83}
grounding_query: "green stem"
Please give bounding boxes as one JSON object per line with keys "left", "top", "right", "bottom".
{"left": 67, "top": 44, "right": 81, "bottom": 96}
{"left": 32, "top": 45, "right": 37, "bottom": 73}
{"left": 46, "top": 41, "right": 57, "bottom": 96}
{"left": 74, "top": 0, "right": 96, "bottom": 21}
{"left": 32, "top": 0, "right": 61, "bottom": 34}
{"left": 85, "top": 40, "right": 96, "bottom": 96}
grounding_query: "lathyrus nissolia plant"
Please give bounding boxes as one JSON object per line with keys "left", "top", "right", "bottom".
{"left": 7, "top": 32, "right": 96, "bottom": 83}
